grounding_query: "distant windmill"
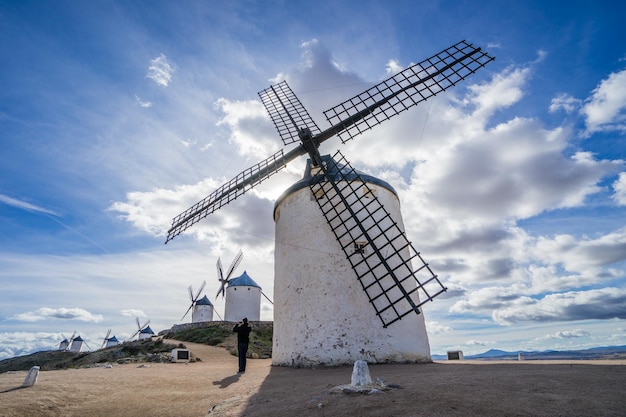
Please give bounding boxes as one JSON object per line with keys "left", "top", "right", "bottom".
{"left": 100, "top": 329, "right": 120, "bottom": 349}
{"left": 130, "top": 317, "right": 152, "bottom": 340}
{"left": 59, "top": 331, "right": 76, "bottom": 351}
{"left": 100, "top": 329, "right": 112, "bottom": 349}
{"left": 165, "top": 41, "right": 495, "bottom": 366}
{"left": 69, "top": 335, "right": 84, "bottom": 352}
{"left": 182, "top": 280, "right": 220, "bottom": 322}
{"left": 181, "top": 280, "right": 206, "bottom": 321}
{"left": 216, "top": 250, "right": 273, "bottom": 305}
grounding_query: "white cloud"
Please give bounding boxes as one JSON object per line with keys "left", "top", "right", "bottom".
{"left": 582, "top": 68, "right": 626, "bottom": 135}
{"left": 549, "top": 93, "right": 582, "bottom": 113}
{"left": 385, "top": 59, "right": 403, "bottom": 75}
{"left": 539, "top": 329, "right": 591, "bottom": 340}
{"left": 0, "top": 194, "right": 58, "bottom": 216}
{"left": 214, "top": 98, "right": 280, "bottom": 159}
{"left": 613, "top": 172, "right": 626, "bottom": 205}
{"left": 10, "top": 307, "right": 103, "bottom": 323}
{"left": 135, "top": 95, "right": 153, "bottom": 108}
{"left": 120, "top": 309, "right": 146, "bottom": 318}
{"left": 147, "top": 53, "right": 174, "bottom": 87}
{"left": 492, "top": 288, "right": 626, "bottom": 325}
{"left": 0, "top": 332, "right": 61, "bottom": 360}
{"left": 426, "top": 321, "right": 453, "bottom": 334}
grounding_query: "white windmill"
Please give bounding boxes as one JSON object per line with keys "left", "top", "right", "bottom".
{"left": 69, "top": 335, "right": 84, "bottom": 352}
{"left": 58, "top": 331, "right": 76, "bottom": 351}
{"left": 165, "top": 41, "right": 494, "bottom": 366}
{"left": 216, "top": 250, "right": 264, "bottom": 322}
{"left": 181, "top": 280, "right": 217, "bottom": 323}
{"left": 100, "top": 329, "right": 120, "bottom": 349}
{"left": 130, "top": 318, "right": 153, "bottom": 340}
{"left": 224, "top": 271, "right": 262, "bottom": 322}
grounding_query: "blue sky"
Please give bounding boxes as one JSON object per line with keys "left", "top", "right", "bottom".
{"left": 1, "top": 0, "right": 625, "bottom": 359}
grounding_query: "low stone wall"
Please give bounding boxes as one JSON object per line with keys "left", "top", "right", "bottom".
{"left": 159, "top": 321, "right": 273, "bottom": 336}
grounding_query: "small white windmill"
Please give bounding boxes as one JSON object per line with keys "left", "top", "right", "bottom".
{"left": 100, "top": 329, "right": 120, "bottom": 349}
{"left": 59, "top": 331, "right": 76, "bottom": 351}
{"left": 69, "top": 335, "right": 84, "bottom": 352}
{"left": 130, "top": 317, "right": 153, "bottom": 340}
{"left": 182, "top": 280, "right": 219, "bottom": 322}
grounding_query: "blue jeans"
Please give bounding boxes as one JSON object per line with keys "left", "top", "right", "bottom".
{"left": 237, "top": 342, "right": 248, "bottom": 372}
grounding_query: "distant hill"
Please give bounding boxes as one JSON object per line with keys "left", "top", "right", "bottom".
{"left": 0, "top": 339, "right": 183, "bottom": 373}
{"left": 0, "top": 321, "right": 273, "bottom": 373}
{"left": 432, "top": 345, "right": 626, "bottom": 361}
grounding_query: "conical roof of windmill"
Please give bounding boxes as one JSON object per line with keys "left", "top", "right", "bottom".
{"left": 140, "top": 326, "right": 154, "bottom": 334}
{"left": 196, "top": 295, "right": 213, "bottom": 305}
{"left": 227, "top": 271, "right": 261, "bottom": 288}
{"left": 275, "top": 154, "right": 397, "bottom": 209}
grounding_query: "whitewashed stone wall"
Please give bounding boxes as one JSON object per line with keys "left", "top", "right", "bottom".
{"left": 273, "top": 180, "right": 431, "bottom": 367}
{"left": 192, "top": 305, "right": 214, "bottom": 323}
{"left": 224, "top": 285, "right": 261, "bottom": 321}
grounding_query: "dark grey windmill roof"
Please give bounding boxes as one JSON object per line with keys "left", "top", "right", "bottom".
{"left": 274, "top": 154, "right": 397, "bottom": 214}
{"left": 196, "top": 295, "right": 213, "bottom": 306}
{"left": 73, "top": 336, "right": 83, "bottom": 341}
{"left": 108, "top": 336, "right": 119, "bottom": 342}
{"left": 228, "top": 271, "right": 261, "bottom": 288}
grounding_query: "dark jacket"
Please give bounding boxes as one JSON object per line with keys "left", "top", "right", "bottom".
{"left": 233, "top": 322, "right": 251, "bottom": 343}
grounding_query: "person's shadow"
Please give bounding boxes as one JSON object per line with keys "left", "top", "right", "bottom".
{"left": 212, "top": 373, "right": 241, "bottom": 389}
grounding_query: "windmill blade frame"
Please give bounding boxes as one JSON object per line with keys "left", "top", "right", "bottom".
{"left": 101, "top": 328, "right": 112, "bottom": 349}
{"left": 165, "top": 40, "right": 494, "bottom": 243}
{"left": 322, "top": 40, "right": 494, "bottom": 143}
{"left": 225, "top": 250, "right": 244, "bottom": 280}
{"left": 258, "top": 81, "right": 322, "bottom": 146}
{"left": 166, "top": 150, "right": 289, "bottom": 242}
{"left": 309, "top": 151, "right": 447, "bottom": 327}
{"left": 216, "top": 257, "right": 226, "bottom": 298}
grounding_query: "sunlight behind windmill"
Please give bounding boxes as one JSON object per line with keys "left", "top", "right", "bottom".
{"left": 165, "top": 40, "right": 495, "bottom": 366}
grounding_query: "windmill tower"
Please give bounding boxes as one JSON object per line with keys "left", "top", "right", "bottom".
{"left": 165, "top": 41, "right": 495, "bottom": 366}
{"left": 224, "top": 271, "right": 262, "bottom": 321}
{"left": 69, "top": 335, "right": 83, "bottom": 352}
{"left": 182, "top": 281, "right": 215, "bottom": 323}
{"left": 130, "top": 318, "right": 152, "bottom": 340}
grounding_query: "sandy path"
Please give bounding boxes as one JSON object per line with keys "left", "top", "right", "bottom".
{"left": 2, "top": 342, "right": 626, "bottom": 417}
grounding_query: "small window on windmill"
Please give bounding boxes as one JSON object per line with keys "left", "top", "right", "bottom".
{"left": 362, "top": 186, "right": 376, "bottom": 199}
{"left": 353, "top": 241, "right": 367, "bottom": 255}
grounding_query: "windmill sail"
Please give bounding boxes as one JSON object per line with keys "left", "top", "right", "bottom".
{"left": 216, "top": 250, "right": 244, "bottom": 298}
{"left": 258, "top": 81, "right": 321, "bottom": 146}
{"left": 166, "top": 40, "right": 494, "bottom": 243}
{"left": 309, "top": 152, "right": 447, "bottom": 327}
{"left": 323, "top": 40, "right": 495, "bottom": 143}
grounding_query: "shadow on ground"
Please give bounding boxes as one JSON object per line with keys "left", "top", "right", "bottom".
{"left": 240, "top": 362, "right": 626, "bottom": 417}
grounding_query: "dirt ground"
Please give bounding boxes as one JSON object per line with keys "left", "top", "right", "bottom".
{"left": 2, "top": 340, "right": 626, "bottom": 417}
